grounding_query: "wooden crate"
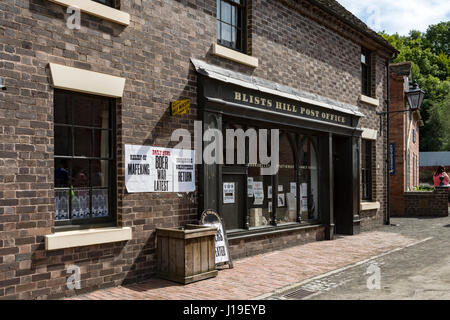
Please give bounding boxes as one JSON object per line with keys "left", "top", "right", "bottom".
{"left": 156, "top": 224, "right": 218, "bottom": 284}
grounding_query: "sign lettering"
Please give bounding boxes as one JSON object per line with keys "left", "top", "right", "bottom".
{"left": 233, "top": 91, "right": 347, "bottom": 125}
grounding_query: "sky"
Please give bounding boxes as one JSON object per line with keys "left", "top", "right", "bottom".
{"left": 336, "top": 0, "right": 450, "bottom": 36}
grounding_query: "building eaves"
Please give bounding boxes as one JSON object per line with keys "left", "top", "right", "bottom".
{"left": 307, "top": 0, "right": 398, "bottom": 54}
{"left": 390, "top": 62, "right": 412, "bottom": 77}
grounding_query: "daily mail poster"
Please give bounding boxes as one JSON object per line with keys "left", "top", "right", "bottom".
{"left": 125, "top": 144, "right": 195, "bottom": 193}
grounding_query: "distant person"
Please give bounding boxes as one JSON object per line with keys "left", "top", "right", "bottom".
{"left": 433, "top": 165, "right": 449, "bottom": 187}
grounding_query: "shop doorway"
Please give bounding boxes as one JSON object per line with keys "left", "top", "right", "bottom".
{"left": 333, "top": 135, "right": 353, "bottom": 235}
{"left": 221, "top": 168, "right": 246, "bottom": 230}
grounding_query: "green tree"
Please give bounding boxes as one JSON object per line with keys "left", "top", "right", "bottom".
{"left": 428, "top": 92, "right": 450, "bottom": 151}
{"left": 424, "top": 21, "right": 450, "bottom": 55}
{"left": 380, "top": 22, "right": 450, "bottom": 151}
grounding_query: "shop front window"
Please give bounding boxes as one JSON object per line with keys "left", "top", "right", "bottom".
{"left": 246, "top": 126, "right": 273, "bottom": 228}
{"left": 220, "top": 118, "right": 322, "bottom": 231}
{"left": 54, "top": 90, "right": 115, "bottom": 226}
{"left": 299, "top": 137, "right": 319, "bottom": 221}
{"left": 277, "top": 134, "right": 297, "bottom": 224}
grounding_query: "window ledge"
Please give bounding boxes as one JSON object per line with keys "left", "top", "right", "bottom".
{"left": 360, "top": 95, "right": 379, "bottom": 107}
{"left": 45, "top": 227, "right": 132, "bottom": 250}
{"left": 212, "top": 43, "right": 259, "bottom": 68}
{"left": 227, "top": 222, "right": 322, "bottom": 240}
{"left": 361, "top": 128, "right": 378, "bottom": 140}
{"left": 46, "top": 0, "right": 130, "bottom": 26}
{"left": 360, "top": 201, "right": 380, "bottom": 211}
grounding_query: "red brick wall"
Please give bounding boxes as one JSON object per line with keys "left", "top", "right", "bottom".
{"left": 359, "top": 54, "right": 389, "bottom": 228}
{"left": 389, "top": 63, "right": 421, "bottom": 217}
{"left": 402, "top": 187, "right": 448, "bottom": 217}
{"left": 0, "top": 0, "right": 392, "bottom": 299}
{"left": 389, "top": 70, "right": 407, "bottom": 216}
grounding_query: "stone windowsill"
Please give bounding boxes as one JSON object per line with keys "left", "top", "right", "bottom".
{"left": 212, "top": 43, "right": 259, "bottom": 68}
{"left": 45, "top": 227, "right": 132, "bottom": 250}
{"left": 361, "top": 128, "right": 378, "bottom": 140}
{"left": 360, "top": 94, "right": 379, "bottom": 107}
{"left": 46, "top": 0, "right": 130, "bottom": 26}
{"left": 360, "top": 201, "right": 381, "bottom": 211}
{"left": 227, "top": 222, "right": 322, "bottom": 240}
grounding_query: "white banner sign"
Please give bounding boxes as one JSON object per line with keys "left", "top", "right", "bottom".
{"left": 223, "top": 182, "right": 235, "bottom": 204}
{"left": 253, "top": 181, "right": 264, "bottom": 205}
{"left": 207, "top": 222, "right": 229, "bottom": 264}
{"left": 125, "top": 144, "right": 195, "bottom": 193}
{"left": 247, "top": 177, "right": 254, "bottom": 197}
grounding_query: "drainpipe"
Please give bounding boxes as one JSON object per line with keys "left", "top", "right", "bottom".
{"left": 385, "top": 59, "right": 391, "bottom": 225}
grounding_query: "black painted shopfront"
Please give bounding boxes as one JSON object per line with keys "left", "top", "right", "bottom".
{"left": 193, "top": 59, "right": 363, "bottom": 240}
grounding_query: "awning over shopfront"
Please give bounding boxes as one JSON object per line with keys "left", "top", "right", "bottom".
{"left": 191, "top": 58, "right": 364, "bottom": 120}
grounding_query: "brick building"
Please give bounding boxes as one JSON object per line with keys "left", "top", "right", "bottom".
{"left": 388, "top": 62, "right": 424, "bottom": 216}
{"left": 0, "top": 0, "right": 395, "bottom": 299}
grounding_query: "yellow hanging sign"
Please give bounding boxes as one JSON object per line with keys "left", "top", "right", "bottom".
{"left": 170, "top": 99, "right": 190, "bottom": 116}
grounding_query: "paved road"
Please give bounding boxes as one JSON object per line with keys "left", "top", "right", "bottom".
{"left": 267, "top": 215, "right": 450, "bottom": 300}
{"left": 70, "top": 222, "right": 418, "bottom": 300}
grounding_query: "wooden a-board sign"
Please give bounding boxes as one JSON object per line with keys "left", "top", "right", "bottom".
{"left": 200, "top": 209, "right": 233, "bottom": 269}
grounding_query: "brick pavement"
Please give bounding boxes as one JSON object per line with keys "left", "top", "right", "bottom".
{"left": 67, "top": 230, "right": 420, "bottom": 300}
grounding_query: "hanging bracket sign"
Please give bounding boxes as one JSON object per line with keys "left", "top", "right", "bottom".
{"left": 200, "top": 209, "right": 233, "bottom": 269}
{"left": 170, "top": 99, "right": 190, "bottom": 116}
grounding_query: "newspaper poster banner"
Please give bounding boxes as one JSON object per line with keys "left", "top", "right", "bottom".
{"left": 253, "top": 181, "right": 264, "bottom": 205}
{"left": 125, "top": 144, "right": 153, "bottom": 193}
{"left": 151, "top": 146, "right": 173, "bottom": 192}
{"left": 223, "top": 182, "right": 235, "bottom": 204}
{"left": 125, "top": 144, "right": 195, "bottom": 193}
{"left": 247, "top": 177, "right": 254, "bottom": 197}
{"left": 172, "top": 149, "right": 195, "bottom": 192}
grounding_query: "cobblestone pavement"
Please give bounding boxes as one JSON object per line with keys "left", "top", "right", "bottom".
{"left": 265, "top": 215, "right": 450, "bottom": 300}
{"left": 68, "top": 227, "right": 421, "bottom": 300}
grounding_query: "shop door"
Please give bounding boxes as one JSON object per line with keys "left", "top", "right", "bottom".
{"left": 333, "top": 135, "right": 353, "bottom": 235}
{"left": 221, "top": 172, "right": 245, "bottom": 230}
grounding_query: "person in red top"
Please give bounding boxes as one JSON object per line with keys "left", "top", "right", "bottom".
{"left": 433, "top": 165, "right": 450, "bottom": 187}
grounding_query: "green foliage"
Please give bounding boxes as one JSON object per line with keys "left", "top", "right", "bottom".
{"left": 428, "top": 91, "right": 450, "bottom": 151}
{"left": 425, "top": 22, "right": 450, "bottom": 55}
{"left": 414, "top": 185, "right": 435, "bottom": 191}
{"left": 380, "top": 22, "right": 450, "bottom": 151}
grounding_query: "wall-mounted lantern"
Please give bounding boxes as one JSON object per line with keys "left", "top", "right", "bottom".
{"left": 405, "top": 80, "right": 425, "bottom": 111}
